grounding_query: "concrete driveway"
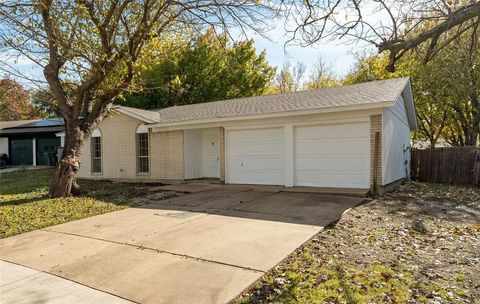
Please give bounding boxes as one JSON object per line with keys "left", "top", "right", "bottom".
{"left": 0, "top": 184, "right": 364, "bottom": 304}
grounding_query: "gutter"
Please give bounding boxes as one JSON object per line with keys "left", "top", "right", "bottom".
{"left": 148, "top": 101, "right": 395, "bottom": 131}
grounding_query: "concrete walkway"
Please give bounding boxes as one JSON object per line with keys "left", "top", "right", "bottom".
{"left": 0, "top": 261, "right": 133, "bottom": 304}
{"left": 0, "top": 185, "right": 364, "bottom": 304}
{"left": 0, "top": 166, "right": 52, "bottom": 174}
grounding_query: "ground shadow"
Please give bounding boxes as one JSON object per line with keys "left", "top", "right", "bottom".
{"left": 126, "top": 187, "right": 367, "bottom": 226}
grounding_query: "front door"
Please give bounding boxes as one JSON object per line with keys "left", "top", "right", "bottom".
{"left": 201, "top": 129, "right": 219, "bottom": 178}
{"left": 10, "top": 139, "right": 33, "bottom": 166}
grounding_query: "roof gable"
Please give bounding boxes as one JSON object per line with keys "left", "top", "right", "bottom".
{"left": 112, "top": 77, "right": 416, "bottom": 128}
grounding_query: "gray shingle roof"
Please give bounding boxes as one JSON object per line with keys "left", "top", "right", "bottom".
{"left": 116, "top": 77, "right": 410, "bottom": 125}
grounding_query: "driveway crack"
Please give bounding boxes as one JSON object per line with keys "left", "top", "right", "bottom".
{"left": 40, "top": 229, "right": 265, "bottom": 274}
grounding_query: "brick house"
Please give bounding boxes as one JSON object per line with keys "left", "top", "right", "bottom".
{"left": 77, "top": 77, "right": 417, "bottom": 193}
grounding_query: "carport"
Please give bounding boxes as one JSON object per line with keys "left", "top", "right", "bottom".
{"left": 0, "top": 119, "right": 64, "bottom": 166}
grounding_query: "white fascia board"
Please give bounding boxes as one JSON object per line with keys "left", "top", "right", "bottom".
{"left": 113, "top": 108, "right": 157, "bottom": 124}
{"left": 403, "top": 82, "right": 418, "bottom": 131}
{"left": 391, "top": 77, "right": 418, "bottom": 131}
{"left": 149, "top": 101, "right": 393, "bottom": 132}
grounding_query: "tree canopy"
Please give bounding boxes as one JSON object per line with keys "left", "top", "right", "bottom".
{"left": 0, "top": 77, "right": 37, "bottom": 121}
{"left": 117, "top": 29, "right": 276, "bottom": 109}
{"left": 344, "top": 25, "right": 479, "bottom": 147}
{"left": 0, "top": 0, "right": 278, "bottom": 197}
{"left": 289, "top": 0, "right": 480, "bottom": 71}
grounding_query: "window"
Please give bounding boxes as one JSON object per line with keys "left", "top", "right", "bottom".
{"left": 91, "top": 129, "right": 102, "bottom": 173}
{"left": 137, "top": 132, "right": 149, "bottom": 173}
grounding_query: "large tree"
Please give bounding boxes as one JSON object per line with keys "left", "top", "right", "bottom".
{"left": 289, "top": 0, "right": 480, "bottom": 71}
{"left": 0, "top": 0, "right": 276, "bottom": 197}
{"left": 0, "top": 77, "right": 37, "bottom": 120}
{"left": 345, "top": 24, "right": 480, "bottom": 147}
{"left": 118, "top": 29, "right": 275, "bottom": 109}
{"left": 273, "top": 61, "right": 306, "bottom": 93}
{"left": 304, "top": 57, "right": 340, "bottom": 89}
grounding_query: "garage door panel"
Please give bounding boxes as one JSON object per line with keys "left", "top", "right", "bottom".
{"left": 295, "top": 123, "right": 370, "bottom": 189}
{"left": 296, "top": 172, "right": 369, "bottom": 188}
{"left": 296, "top": 140, "right": 348, "bottom": 155}
{"left": 228, "top": 157, "right": 283, "bottom": 170}
{"left": 296, "top": 157, "right": 351, "bottom": 171}
{"left": 228, "top": 142, "right": 284, "bottom": 156}
{"left": 349, "top": 158, "right": 370, "bottom": 172}
{"left": 227, "top": 128, "right": 284, "bottom": 185}
{"left": 296, "top": 139, "right": 368, "bottom": 156}
{"left": 228, "top": 128, "right": 284, "bottom": 142}
{"left": 296, "top": 160, "right": 368, "bottom": 175}
{"left": 296, "top": 123, "right": 369, "bottom": 139}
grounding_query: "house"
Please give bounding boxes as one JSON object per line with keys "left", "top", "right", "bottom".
{"left": 0, "top": 119, "right": 65, "bottom": 166}
{"left": 77, "top": 77, "right": 417, "bottom": 193}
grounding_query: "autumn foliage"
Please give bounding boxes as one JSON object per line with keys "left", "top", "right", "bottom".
{"left": 0, "top": 77, "right": 37, "bottom": 121}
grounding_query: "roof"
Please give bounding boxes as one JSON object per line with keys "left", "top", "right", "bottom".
{"left": 0, "top": 119, "right": 43, "bottom": 130}
{"left": 113, "top": 77, "right": 414, "bottom": 128}
{"left": 155, "top": 77, "right": 411, "bottom": 124}
{"left": 0, "top": 118, "right": 64, "bottom": 136}
{"left": 113, "top": 106, "right": 162, "bottom": 124}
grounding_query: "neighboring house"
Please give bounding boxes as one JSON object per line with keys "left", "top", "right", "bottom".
{"left": 0, "top": 119, "right": 65, "bottom": 166}
{"left": 77, "top": 77, "right": 417, "bottom": 193}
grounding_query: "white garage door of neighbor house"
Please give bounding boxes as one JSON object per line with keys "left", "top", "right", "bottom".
{"left": 226, "top": 128, "right": 284, "bottom": 185}
{"left": 294, "top": 122, "right": 370, "bottom": 189}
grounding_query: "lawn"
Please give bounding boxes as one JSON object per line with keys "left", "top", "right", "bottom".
{"left": 236, "top": 182, "right": 480, "bottom": 304}
{"left": 0, "top": 168, "right": 147, "bottom": 238}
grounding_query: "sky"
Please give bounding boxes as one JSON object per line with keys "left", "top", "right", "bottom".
{"left": 250, "top": 27, "right": 373, "bottom": 79}
{"left": 2, "top": 12, "right": 378, "bottom": 88}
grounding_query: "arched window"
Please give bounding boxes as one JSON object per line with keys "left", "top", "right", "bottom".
{"left": 91, "top": 128, "right": 102, "bottom": 173}
{"left": 136, "top": 125, "right": 149, "bottom": 173}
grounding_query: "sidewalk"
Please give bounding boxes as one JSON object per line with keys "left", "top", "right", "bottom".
{"left": 0, "top": 261, "right": 133, "bottom": 304}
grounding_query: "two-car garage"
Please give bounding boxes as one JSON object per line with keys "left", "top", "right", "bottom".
{"left": 225, "top": 122, "right": 370, "bottom": 189}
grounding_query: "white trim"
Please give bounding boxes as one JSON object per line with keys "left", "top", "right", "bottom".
{"left": 32, "top": 138, "right": 36, "bottom": 166}
{"left": 398, "top": 78, "right": 418, "bottom": 131}
{"left": 150, "top": 101, "right": 393, "bottom": 132}
{"left": 224, "top": 117, "right": 371, "bottom": 131}
{"left": 113, "top": 107, "right": 157, "bottom": 123}
{"left": 92, "top": 128, "right": 101, "bottom": 137}
{"left": 225, "top": 130, "right": 230, "bottom": 183}
{"left": 136, "top": 124, "right": 148, "bottom": 134}
{"left": 55, "top": 132, "right": 65, "bottom": 147}
{"left": 284, "top": 125, "right": 294, "bottom": 187}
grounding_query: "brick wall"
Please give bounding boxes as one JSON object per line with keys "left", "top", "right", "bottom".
{"left": 77, "top": 112, "right": 185, "bottom": 181}
{"left": 219, "top": 127, "right": 225, "bottom": 182}
{"left": 370, "top": 114, "right": 383, "bottom": 190}
{"left": 77, "top": 112, "right": 147, "bottom": 179}
{"left": 150, "top": 130, "right": 184, "bottom": 180}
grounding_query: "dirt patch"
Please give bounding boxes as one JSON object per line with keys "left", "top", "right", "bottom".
{"left": 236, "top": 182, "right": 480, "bottom": 303}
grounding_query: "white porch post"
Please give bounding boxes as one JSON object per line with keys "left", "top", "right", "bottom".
{"left": 284, "top": 125, "right": 294, "bottom": 187}
{"left": 32, "top": 137, "right": 36, "bottom": 166}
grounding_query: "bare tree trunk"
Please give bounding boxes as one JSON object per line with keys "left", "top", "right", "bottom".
{"left": 49, "top": 123, "right": 85, "bottom": 198}
{"left": 49, "top": 153, "right": 80, "bottom": 197}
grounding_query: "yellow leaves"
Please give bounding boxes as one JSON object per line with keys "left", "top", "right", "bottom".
{"left": 452, "top": 224, "right": 480, "bottom": 236}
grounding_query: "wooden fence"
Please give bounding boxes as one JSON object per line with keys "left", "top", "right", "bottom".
{"left": 411, "top": 147, "right": 480, "bottom": 186}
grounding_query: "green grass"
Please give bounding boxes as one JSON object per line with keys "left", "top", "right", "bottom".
{"left": 238, "top": 248, "right": 413, "bottom": 304}
{"left": 0, "top": 168, "right": 139, "bottom": 238}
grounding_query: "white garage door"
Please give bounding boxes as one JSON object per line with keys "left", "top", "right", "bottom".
{"left": 294, "top": 122, "right": 370, "bottom": 188}
{"left": 226, "top": 128, "right": 284, "bottom": 185}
